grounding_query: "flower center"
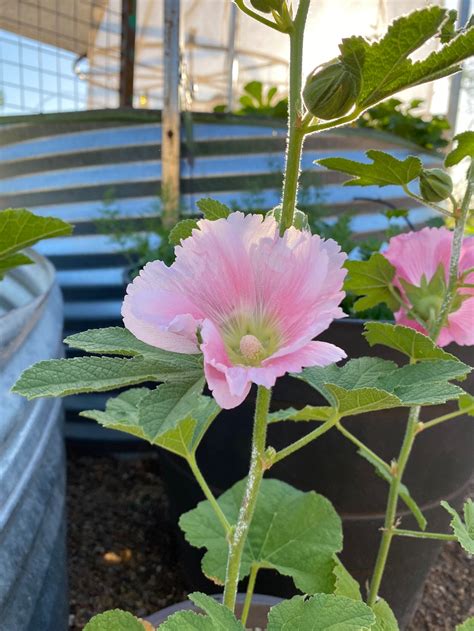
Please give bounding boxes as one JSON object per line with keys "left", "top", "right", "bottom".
{"left": 239, "top": 334, "right": 265, "bottom": 361}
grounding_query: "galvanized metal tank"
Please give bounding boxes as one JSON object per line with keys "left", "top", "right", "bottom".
{"left": 0, "top": 251, "right": 67, "bottom": 631}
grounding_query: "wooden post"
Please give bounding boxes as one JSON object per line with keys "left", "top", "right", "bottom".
{"left": 119, "top": 0, "right": 137, "bottom": 107}
{"left": 162, "top": 0, "right": 181, "bottom": 227}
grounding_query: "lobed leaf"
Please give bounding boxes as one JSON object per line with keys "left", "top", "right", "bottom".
{"left": 266, "top": 594, "right": 375, "bottom": 631}
{"left": 169, "top": 219, "right": 199, "bottom": 246}
{"left": 441, "top": 499, "right": 474, "bottom": 554}
{"left": 325, "top": 385, "right": 402, "bottom": 416}
{"left": 344, "top": 254, "right": 398, "bottom": 312}
{"left": 364, "top": 322, "right": 458, "bottom": 363}
{"left": 268, "top": 405, "right": 334, "bottom": 423}
{"left": 332, "top": 559, "right": 362, "bottom": 601}
{"left": 83, "top": 609, "right": 149, "bottom": 631}
{"left": 371, "top": 599, "right": 399, "bottom": 631}
{"left": 196, "top": 198, "right": 231, "bottom": 221}
{"left": 12, "top": 355, "right": 202, "bottom": 399}
{"left": 157, "top": 593, "right": 244, "bottom": 630}
{"left": 358, "top": 450, "right": 427, "bottom": 530}
{"left": 459, "top": 394, "right": 474, "bottom": 416}
{"left": 316, "top": 151, "right": 422, "bottom": 187}
{"left": 445, "top": 131, "right": 474, "bottom": 167}
{"left": 0, "top": 252, "right": 33, "bottom": 279}
{"left": 179, "top": 478, "right": 342, "bottom": 594}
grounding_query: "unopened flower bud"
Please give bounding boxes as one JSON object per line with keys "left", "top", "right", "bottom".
{"left": 303, "top": 62, "right": 359, "bottom": 120}
{"left": 419, "top": 168, "right": 453, "bottom": 202}
{"left": 266, "top": 205, "right": 310, "bottom": 231}
{"left": 250, "top": 0, "right": 283, "bottom": 13}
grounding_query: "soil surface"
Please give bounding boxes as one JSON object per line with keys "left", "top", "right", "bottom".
{"left": 67, "top": 453, "right": 473, "bottom": 630}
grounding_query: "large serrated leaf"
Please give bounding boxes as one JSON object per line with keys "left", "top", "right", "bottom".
{"left": 196, "top": 198, "right": 230, "bottom": 220}
{"left": 266, "top": 594, "right": 375, "bottom": 631}
{"left": 441, "top": 499, "right": 474, "bottom": 554}
{"left": 12, "top": 356, "right": 202, "bottom": 399}
{"left": 344, "top": 254, "right": 398, "bottom": 312}
{"left": 179, "top": 478, "right": 342, "bottom": 594}
{"left": 83, "top": 609, "right": 147, "bottom": 631}
{"left": 157, "top": 593, "right": 244, "bottom": 630}
{"left": 268, "top": 405, "right": 334, "bottom": 423}
{"left": 338, "top": 7, "right": 474, "bottom": 109}
{"left": 325, "top": 384, "right": 403, "bottom": 416}
{"left": 138, "top": 378, "right": 205, "bottom": 442}
{"left": 372, "top": 599, "right": 399, "bottom": 631}
{"left": 316, "top": 151, "right": 422, "bottom": 187}
{"left": 332, "top": 559, "right": 362, "bottom": 601}
{"left": 445, "top": 131, "right": 474, "bottom": 167}
{"left": 358, "top": 450, "right": 427, "bottom": 530}
{"left": 81, "top": 388, "right": 151, "bottom": 440}
{"left": 364, "top": 322, "right": 458, "bottom": 363}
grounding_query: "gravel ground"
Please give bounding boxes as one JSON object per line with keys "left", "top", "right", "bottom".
{"left": 67, "top": 453, "right": 472, "bottom": 630}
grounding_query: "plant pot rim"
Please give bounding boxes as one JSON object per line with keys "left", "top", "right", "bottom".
{"left": 146, "top": 592, "right": 282, "bottom": 627}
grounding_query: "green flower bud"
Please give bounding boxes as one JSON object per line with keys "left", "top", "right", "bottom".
{"left": 249, "top": 0, "right": 283, "bottom": 13}
{"left": 419, "top": 168, "right": 453, "bottom": 202}
{"left": 266, "top": 205, "right": 310, "bottom": 231}
{"left": 303, "top": 62, "right": 359, "bottom": 120}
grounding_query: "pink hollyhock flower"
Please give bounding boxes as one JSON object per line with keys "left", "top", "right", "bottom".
{"left": 385, "top": 227, "right": 474, "bottom": 347}
{"left": 122, "top": 212, "right": 347, "bottom": 409}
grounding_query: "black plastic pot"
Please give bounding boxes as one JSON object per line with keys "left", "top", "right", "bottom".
{"left": 159, "top": 319, "right": 474, "bottom": 629}
{"left": 147, "top": 593, "right": 281, "bottom": 629}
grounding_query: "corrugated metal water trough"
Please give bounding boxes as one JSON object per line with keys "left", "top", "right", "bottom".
{"left": 0, "top": 251, "right": 67, "bottom": 631}
{"left": 0, "top": 109, "right": 442, "bottom": 445}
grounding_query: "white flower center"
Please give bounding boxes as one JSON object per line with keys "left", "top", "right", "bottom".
{"left": 239, "top": 334, "right": 265, "bottom": 361}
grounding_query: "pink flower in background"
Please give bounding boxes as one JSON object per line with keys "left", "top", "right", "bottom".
{"left": 385, "top": 227, "right": 474, "bottom": 347}
{"left": 122, "top": 212, "right": 347, "bottom": 408}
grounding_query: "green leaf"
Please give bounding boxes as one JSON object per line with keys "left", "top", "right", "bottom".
{"left": 196, "top": 198, "right": 230, "bottom": 221}
{"left": 445, "top": 131, "right": 474, "bottom": 167}
{"left": 180, "top": 478, "right": 342, "bottom": 594}
{"left": 0, "top": 208, "right": 72, "bottom": 260}
{"left": 83, "top": 609, "right": 147, "bottom": 631}
{"left": 158, "top": 593, "right": 244, "bottom": 630}
{"left": 81, "top": 388, "right": 151, "bottom": 440}
{"left": 325, "top": 385, "right": 403, "bottom": 416}
{"left": 137, "top": 378, "right": 205, "bottom": 442}
{"left": 338, "top": 7, "right": 474, "bottom": 109}
{"left": 456, "top": 617, "right": 474, "bottom": 631}
{"left": 344, "top": 254, "right": 398, "bottom": 312}
{"left": 12, "top": 355, "right": 202, "bottom": 399}
{"left": 317, "top": 151, "right": 422, "bottom": 187}
{"left": 364, "top": 322, "right": 458, "bottom": 363}
{"left": 358, "top": 450, "right": 427, "bottom": 530}
{"left": 65, "top": 327, "right": 201, "bottom": 363}
{"left": 371, "top": 599, "right": 399, "bottom": 631}
{"left": 169, "top": 219, "right": 199, "bottom": 246}
{"left": 0, "top": 252, "right": 33, "bottom": 279}
{"left": 459, "top": 394, "right": 474, "bottom": 416}
{"left": 268, "top": 405, "right": 334, "bottom": 423}
{"left": 266, "top": 594, "right": 376, "bottom": 631}
{"left": 441, "top": 499, "right": 474, "bottom": 554}
{"left": 332, "top": 559, "right": 362, "bottom": 601}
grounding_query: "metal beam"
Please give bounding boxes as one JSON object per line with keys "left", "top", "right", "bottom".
{"left": 226, "top": 3, "right": 238, "bottom": 111}
{"left": 447, "top": 0, "right": 471, "bottom": 132}
{"left": 119, "top": 0, "right": 137, "bottom": 107}
{"left": 162, "top": 0, "right": 181, "bottom": 227}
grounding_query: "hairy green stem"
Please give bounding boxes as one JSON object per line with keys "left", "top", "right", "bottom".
{"left": 429, "top": 163, "right": 473, "bottom": 340}
{"left": 402, "top": 184, "right": 454, "bottom": 218}
{"left": 336, "top": 423, "right": 391, "bottom": 473}
{"left": 389, "top": 528, "right": 456, "bottom": 542}
{"left": 273, "top": 417, "right": 336, "bottom": 464}
{"left": 223, "top": 386, "right": 271, "bottom": 612}
{"left": 233, "top": 0, "right": 287, "bottom": 32}
{"left": 187, "top": 454, "right": 231, "bottom": 535}
{"left": 419, "top": 404, "right": 474, "bottom": 432}
{"left": 280, "top": 0, "right": 310, "bottom": 234}
{"left": 241, "top": 563, "right": 259, "bottom": 626}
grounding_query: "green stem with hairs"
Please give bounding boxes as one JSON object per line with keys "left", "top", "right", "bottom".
{"left": 418, "top": 404, "right": 474, "bottom": 432}
{"left": 280, "top": 0, "right": 310, "bottom": 234}
{"left": 389, "top": 528, "right": 457, "bottom": 542}
{"left": 402, "top": 184, "right": 454, "bottom": 218}
{"left": 272, "top": 416, "right": 337, "bottom": 463}
{"left": 233, "top": 0, "right": 288, "bottom": 32}
{"left": 240, "top": 563, "right": 259, "bottom": 626}
{"left": 187, "top": 454, "right": 231, "bottom": 535}
{"left": 335, "top": 422, "right": 391, "bottom": 473}
{"left": 222, "top": 386, "right": 271, "bottom": 612}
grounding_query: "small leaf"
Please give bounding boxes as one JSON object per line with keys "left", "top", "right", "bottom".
{"left": 196, "top": 198, "right": 230, "bottom": 221}
{"left": 456, "top": 617, "right": 474, "bottom": 631}
{"left": 157, "top": 593, "right": 244, "bottom": 630}
{"left": 0, "top": 208, "right": 72, "bottom": 261}
{"left": 459, "top": 394, "right": 474, "bottom": 416}
{"left": 180, "top": 478, "right": 342, "bottom": 594}
{"left": 364, "top": 322, "right": 458, "bottom": 363}
{"left": 445, "top": 131, "right": 474, "bottom": 167}
{"left": 169, "top": 219, "right": 199, "bottom": 246}
{"left": 83, "top": 609, "right": 148, "bottom": 631}
{"left": 267, "top": 594, "right": 375, "bottom": 631}
{"left": 0, "top": 252, "right": 33, "bottom": 279}
{"left": 344, "top": 254, "right": 398, "bottom": 312}
{"left": 332, "top": 559, "right": 362, "bottom": 601}
{"left": 359, "top": 450, "right": 427, "bottom": 530}
{"left": 268, "top": 405, "right": 334, "bottom": 423}
{"left": 371, "top": 599, "right": 399, "bottom": 631}
{"left": 12, "top": 355, "right": 202, "bottom": 399}
{"left": 317, "top": 151, "right": 422, "bottom": 188}
{"left": 138, "top": 378, "right": 205, "bottom": 442}
{"left": 441, "top": 499, "right": 474, "bottom": 554}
